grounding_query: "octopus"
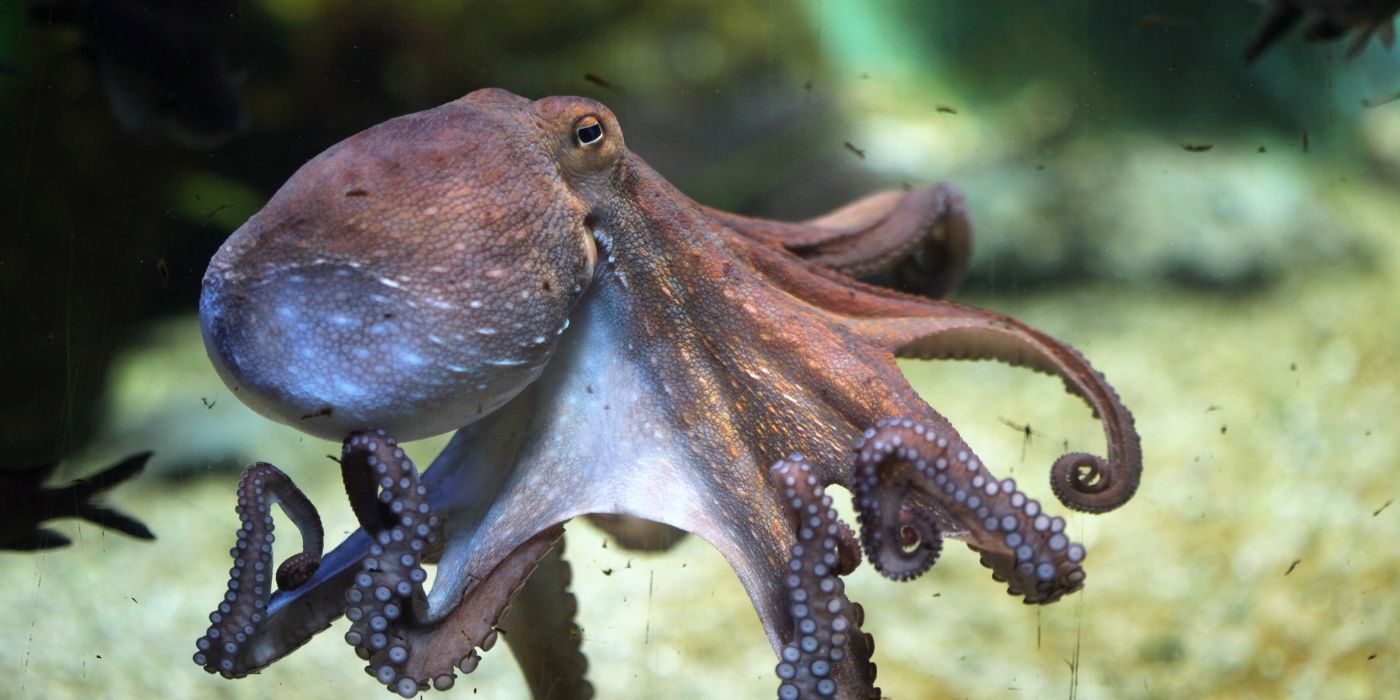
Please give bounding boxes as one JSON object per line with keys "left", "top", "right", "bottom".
{"left": 191, "top": 88, "right": 1141, "bottom": 698}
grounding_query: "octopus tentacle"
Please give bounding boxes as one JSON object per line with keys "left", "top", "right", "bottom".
{"left": 194, "top": 462, "right": 325, "bottom": 677}
{"left": 829, "top": 515, "right": 864, "bottom": 578}
{"left": 340, "top": 428, "right": 570, "bottom": 697}
{"left": 769, "top": 455, "right": 879, "bottom": 700}
{"left": 499, "top": 536, "right": 595, "bottom": 699}
{"left": 887, "top": 311, "right": 1140, "bottom": 514}
{"left": 710, "top": 185, "right": 973, "bottom": 297}
{"left": 733, "top": 237, "right": 1141, "bottom": 514}
{"left": 866, "top": 501, "right": 943, "bottom": 583}
{"left": 341, "top": 439, "right": 396, "bottom": 535}
{"left": 1049, "top": 450, "right": 1123, "bottom": 514}
{"left": 364, "top": 526, "right": 565, "bottom": 696}
{"left": 850, "top": 419, "right": 1087, "bottom": 604}
{"left": 339, "top": 430, "right": 441, "bottom": 697}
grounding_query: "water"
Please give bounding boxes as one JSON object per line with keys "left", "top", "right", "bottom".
{"left": 2, "top": 2, "right": 1397, "bottom": 698}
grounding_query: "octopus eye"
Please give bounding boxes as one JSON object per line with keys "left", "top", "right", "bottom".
{"left": 574, "top": 116, "right": 604, "bottom": 147}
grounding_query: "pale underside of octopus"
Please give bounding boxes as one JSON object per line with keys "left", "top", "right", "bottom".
{"left": 192, "top": 88, "right": 1141, "bottom": 698}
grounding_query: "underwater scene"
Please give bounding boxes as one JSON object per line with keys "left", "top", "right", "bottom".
{"left": 2, "top": 1, "right": 1398, "bottom": 698}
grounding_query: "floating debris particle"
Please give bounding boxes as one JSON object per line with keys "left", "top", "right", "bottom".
{"left": 1362, "top": 90, "right": 1400, "bottom": 108}
{"left": 583, "top": 73, "right": 621, "bottom": 91}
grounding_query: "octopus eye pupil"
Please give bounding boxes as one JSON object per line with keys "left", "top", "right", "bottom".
{"left": 576, "top": 121, "right": 604, "bottom": 146}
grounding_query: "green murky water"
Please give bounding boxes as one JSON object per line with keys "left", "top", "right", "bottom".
{"left": 2, "top": 2, "right": 1397, "bottom": 698}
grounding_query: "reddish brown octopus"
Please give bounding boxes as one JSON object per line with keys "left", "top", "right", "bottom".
{"left": 192, "top": 88, "right": 1141, "bottom": 698}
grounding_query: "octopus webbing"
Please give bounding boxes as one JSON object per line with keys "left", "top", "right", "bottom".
{"left": 191, "top": 88, "right": 1143, "bottom": 697}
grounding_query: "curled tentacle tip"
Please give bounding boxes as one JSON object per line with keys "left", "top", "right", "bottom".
{"left": 867, "top": 507, "right": 942, "bottom": 582}
{"left": 849, "top": 422, "right": 949, "bottom": 583}
{"left": 1050, "top": 451, "right": 1135, "bottom": 514}
{"left": 275, "top": 552, "right": 321, "bottom": 590}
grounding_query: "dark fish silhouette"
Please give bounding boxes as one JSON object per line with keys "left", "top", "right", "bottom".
{"left": 0, "top": 452, "right": 156, "bottom": 551}
{"left": 1246, "top": 0, "right": 1400, "bottom": 62}
{"left": 28, "top": 0, "right": 247, "bottom": 148}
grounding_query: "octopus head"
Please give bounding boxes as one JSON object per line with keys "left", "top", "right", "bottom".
{"left": 199, "top": 89, "right": 624, "bottom": 440}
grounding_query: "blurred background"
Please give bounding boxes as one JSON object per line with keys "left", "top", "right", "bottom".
{"left": 1, "top": 0, "right": 1397, "bottom": 697}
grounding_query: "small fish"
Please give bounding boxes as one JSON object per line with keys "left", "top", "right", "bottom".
{"left": 1181, "top": 142, "right": 1214, "bottom": 152}
{"left": 28, "top": 0, "right": 248, "bottom": 149}
{"left": 1245, "top": 0, "right": 1400, "bottom": 62}
{"left": 0, "top": 452, "right": 155, "bottom": 551}
{"left": 843, "top": 141, "right": 866, "bottom": 159}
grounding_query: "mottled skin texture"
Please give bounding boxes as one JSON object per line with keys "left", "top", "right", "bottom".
{"left": 194, "top": 89, "right": 1142, "bottom": 697}
{"left": 1246, "top": 0, "right": 1400, "bottom": 61}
